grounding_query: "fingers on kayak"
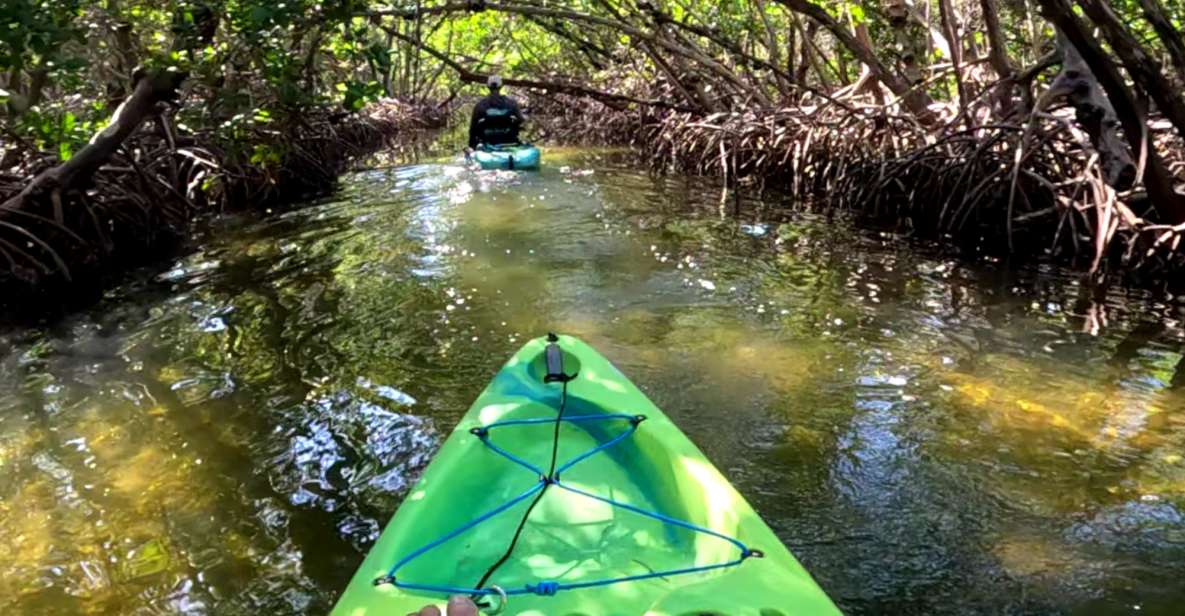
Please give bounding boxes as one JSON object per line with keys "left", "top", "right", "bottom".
{"left": 409, "top": 596, "right": 477, "bottom": 616}
{"left": 447, "top": 596, "right": 479, "bottom": 616}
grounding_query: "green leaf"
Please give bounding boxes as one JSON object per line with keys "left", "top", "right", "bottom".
{"left": 250, "top": 6, "right": 273, "bottom": 24}
{"left": 118, "top": 538, "right": 171, "bottom": 581}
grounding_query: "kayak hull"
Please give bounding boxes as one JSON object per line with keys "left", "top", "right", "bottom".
{"left": 332, "top": 335, "right": 839, "bottom": 615}
{"left": 473, "top": 144, "right": 541, "bottom": 170}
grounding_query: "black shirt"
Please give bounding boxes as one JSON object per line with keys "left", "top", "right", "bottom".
{"left": 469, "top": 93, "right": 525, "bottom": 148}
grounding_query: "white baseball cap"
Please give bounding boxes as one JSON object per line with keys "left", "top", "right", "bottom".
{"left": 487, "top": 75, "right": 503, "bottom": 88}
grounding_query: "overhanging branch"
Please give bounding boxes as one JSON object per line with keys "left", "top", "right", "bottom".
{"left": 378, "top": 23, "right": 696, "bottom": 112}
{"left": 367, "top": 2, "right": 768, "bottom": 108}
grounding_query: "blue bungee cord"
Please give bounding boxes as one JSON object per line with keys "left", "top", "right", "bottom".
{"left": 374, "top": 337, "right": 760, "bottom": 603}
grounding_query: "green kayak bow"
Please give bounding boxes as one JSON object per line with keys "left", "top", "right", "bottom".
{"left": 332, "top": 334, "right": 840, "bottom": 615}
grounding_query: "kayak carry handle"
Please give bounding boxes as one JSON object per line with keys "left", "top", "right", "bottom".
{"left": 544, "top": 333, "right": 573, "bottom": 383}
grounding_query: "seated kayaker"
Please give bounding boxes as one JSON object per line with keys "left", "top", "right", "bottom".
{"left": 466, "top": 75, "right": 524, "bottom": 155}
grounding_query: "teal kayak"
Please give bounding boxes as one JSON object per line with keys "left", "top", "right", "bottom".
{"left": 473, "top": 143, "right": 541, "bottom": 170}
{"left": 332, "top": 334, "right": 839, "bottom": 615}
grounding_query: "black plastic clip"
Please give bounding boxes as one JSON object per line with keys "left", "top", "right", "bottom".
{"left": 373, "top": 575, "right": 396, "bottom": 586}
{"left": 743, "top": 548, "right": 765, "bottom": 559}
{"left": 544, "top": 332, "right": 573, "bottom": 383}
{"left": 631, "top": 414, "right": 648, "bottom": 426}
{"left": 470, "top": 426, "right": 489, "bottom": 438}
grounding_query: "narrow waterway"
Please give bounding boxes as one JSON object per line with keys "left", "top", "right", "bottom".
{"left": 2, "top": 149, "right": 1183, "bottom": 614}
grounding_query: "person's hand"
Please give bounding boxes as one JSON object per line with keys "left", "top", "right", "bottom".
{"left": 409, "top": 595, "right": 478, "bottom": 616}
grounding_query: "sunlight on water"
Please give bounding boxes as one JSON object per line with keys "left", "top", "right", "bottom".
{"left": 1, "top": 149, "right": 1184, "bottom": 614}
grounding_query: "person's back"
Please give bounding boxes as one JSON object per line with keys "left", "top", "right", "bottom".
{"left": 468, "top": 75, "right": 524, "bottom": 149}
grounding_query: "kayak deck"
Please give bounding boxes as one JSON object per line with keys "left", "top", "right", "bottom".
{"left": 382, "top": 409, "right": 753, "bottom": 598}
{"left": 332, "top": 335, "right": 839, "bottom": 615}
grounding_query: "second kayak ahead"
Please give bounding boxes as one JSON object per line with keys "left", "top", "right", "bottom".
{"left": 473, "top": 143, "right": 541, "bottom": 170}
{"left": 332, "top": 334, "right": 840, "bottom": 615}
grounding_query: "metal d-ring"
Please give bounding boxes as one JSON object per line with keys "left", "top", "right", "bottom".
{"left": 484, "top": 585, "right": 508, "bottom": 615}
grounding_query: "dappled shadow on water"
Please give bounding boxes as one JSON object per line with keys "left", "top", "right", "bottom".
{"left": 0, "top": 151, "right": 1184, "bottom": 614}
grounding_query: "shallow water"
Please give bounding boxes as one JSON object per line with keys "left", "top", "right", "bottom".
{"left": 2, "top": 149, "right": 1184, "bottom": 615}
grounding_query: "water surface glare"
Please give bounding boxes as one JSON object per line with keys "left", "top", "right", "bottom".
{"left": 2, "top": 150, "right": 1184, "bottom": 614}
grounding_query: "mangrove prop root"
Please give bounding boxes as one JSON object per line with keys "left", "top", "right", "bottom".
{"left": 531, "top": 90, "right": 1185, "bottom": 276}
{"left": 0, "top": 99, "right": 449, "bottom": 299}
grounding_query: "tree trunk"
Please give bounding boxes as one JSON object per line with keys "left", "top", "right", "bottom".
{"left": 776, "top": 0, "right": 934, "bottom": 119}
{"left": 1023, "top": 0, "right": 1044, "bottom": 62}
{"left": 4, "top": 65, "right": 47, "bottom": 117}
{"left": 980, "top": 0, "right": 1017, "bottom": 113}
{"left": 643, "top": 41, "right": 708, "bottom": 111}
{"left": 793, "top": 18, "right": 823, "bottom": 88}
{"left": 835, "top": 35, "right": 851, "bottom": 86}
{"left": 6, "top": 66, "right": 20, "bottom": 93}
{"left": 301, "top": 28, "right": 325, "bottom": 95}
{"left": 26, "top": 68, "right": 47, "bottom": 109}
{"left": 786, "top": 14, "right": 798, "bottom": 87}
{"left": 885, "top": 0, "right": 926, "bottom": 87}
{"left": 1037, "top": 0, "right": 1185, "bottom": 223}
{"left": 853, "top": 20, "right": 886, "bottom": 105}
{"left": 879, "top": 0, "right": 934, "bottom": 117}
{"left": 105, "top": 0, "right": 137, "bottom": 102}
{"left": 754, "top": 0, "right": 790, "bottom": 98}
{"left": 1039, "top": 30, "right": 1135, "bottom": 188}
{"left": 1077, "top": 0, "right": 1185, "bottom": 143}
{"left": 400, "top": 19, "right": 411, "bottom": 95}
{"left": 1136, "top": 0, "right": 1185, "bottom": 87}
{"left": 383, "top": 27, "right": 395, "bottom": 96}
{"left": 2, "top": 70, "right": 188, "bottom": 214}
{"left": 938, "top": 0, "right": 969, "bottom": 112}
{"left": 411, "top": 0, "right": 423, "bottom": 92}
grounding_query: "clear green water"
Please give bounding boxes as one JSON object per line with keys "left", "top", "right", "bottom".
{"left": 2, "top": 149, "right": 1184, "bottom": 615}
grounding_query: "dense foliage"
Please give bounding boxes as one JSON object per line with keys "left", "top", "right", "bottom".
{"left": 5, "top": 1, "right": 1184, "bottom": 154}
{"left": 1, "top": 0, "right": 398, "bottom": 158}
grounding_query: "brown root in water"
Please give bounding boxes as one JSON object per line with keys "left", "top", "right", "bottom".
{"left": 0, "top": 99, "right": 449, "bottom": 300}
{"left": 533, "top": 88, "right": 1185, "bottom": 276}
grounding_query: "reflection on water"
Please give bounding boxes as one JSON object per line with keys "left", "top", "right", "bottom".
{"left": 2, "top": 148, "right": 1184, "bottom": 614}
